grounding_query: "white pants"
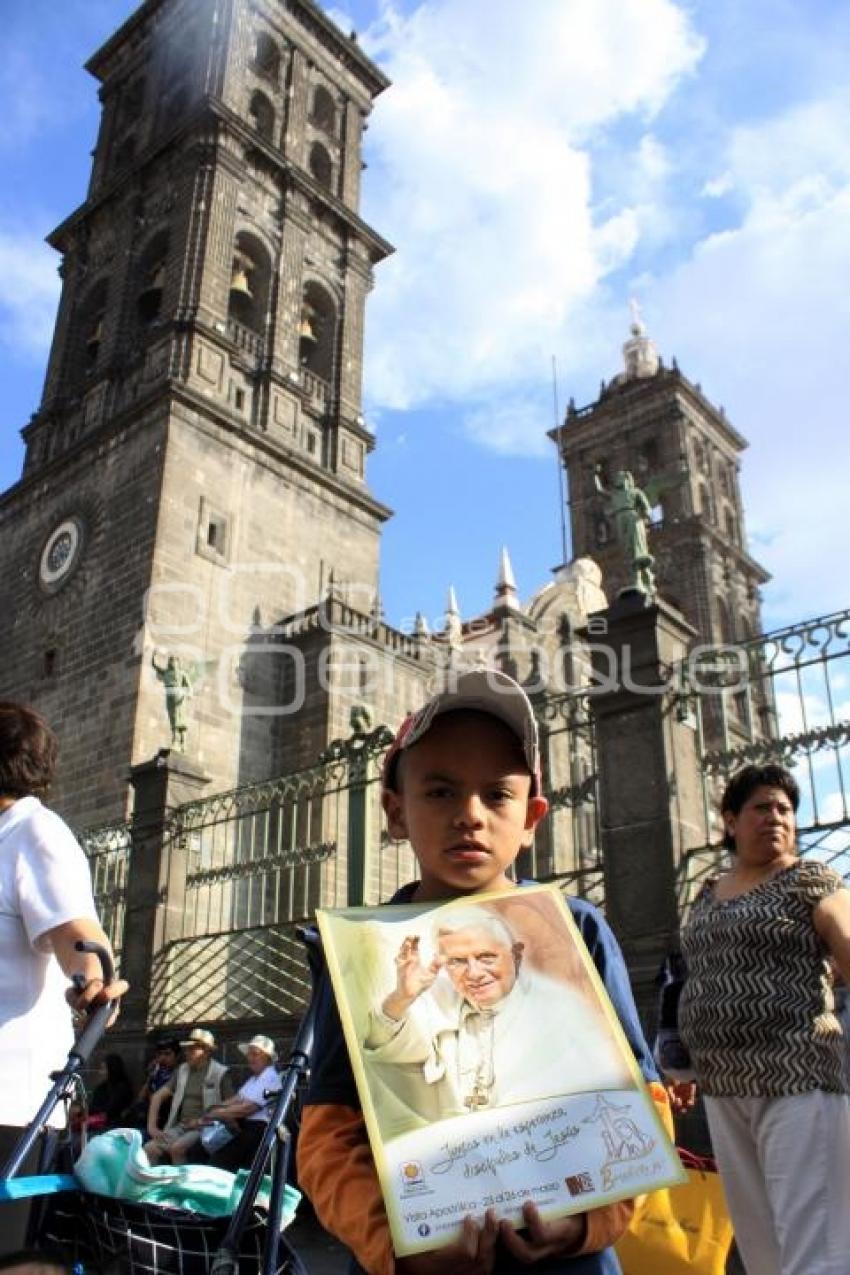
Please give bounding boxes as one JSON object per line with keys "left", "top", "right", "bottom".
{"left": 705, "top": 1091, "right": 850, "bottom": 1275}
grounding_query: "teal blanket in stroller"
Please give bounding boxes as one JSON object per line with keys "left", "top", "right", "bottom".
{"left": 73, "top": 1128, "right": 300, "bottom": 1223}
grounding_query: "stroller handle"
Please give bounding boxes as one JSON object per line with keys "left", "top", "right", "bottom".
{"left": 69, "top": 939, "right": 119, "bottom": 1065}
{"left": 295, "top": 923, "right": 323, "bottom": 985}
{"left": 72, "top": 938, "right": 115, "bottom": 989}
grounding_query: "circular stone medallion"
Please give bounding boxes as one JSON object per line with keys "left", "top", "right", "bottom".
{"left": 39, "top": 516, "right": 85, "bottom": 593}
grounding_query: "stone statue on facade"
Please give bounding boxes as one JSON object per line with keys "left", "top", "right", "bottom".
{"left": 593, "top": 467, "right": 657, "bottom": 598}
{"left": 349, "top": 703, "right": 374, "bottom": 737}
{"left": 152, "top": 652, "right": 198, "bottom": 752}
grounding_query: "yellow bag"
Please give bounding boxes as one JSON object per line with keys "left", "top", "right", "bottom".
{"left": 615, "top": 1152, "right": 734, "bottom": 1275}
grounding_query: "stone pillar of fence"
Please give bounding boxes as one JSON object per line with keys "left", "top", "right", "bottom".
{"left": 119, "top": 749, "right": 211, "bottom": 1033}
{"left": 584, "top": 594, "right": 704, "bottom": 1021}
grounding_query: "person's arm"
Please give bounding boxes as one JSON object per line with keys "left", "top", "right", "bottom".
{"left": 298, "top": 1103, "right": 499, "bottom": 1275}
{"left": 364, "top": 936, "right": 443, "bottom": 1059}
{"left": 147, "top": 1084, "right": 174, "bottom": 1139}
{"left": 43, "top": 917, "right": 128, "bottom": 1017}
{"left": 814, "top": 887, "right": 850, "bottom": 986}
{"left": 381, "top": 935, "right": 441, "bottom": 1021}
{"left": 298, "top": 1102, "right": 395, "bottom": 1275}
{"left": 204, "top": 1094, "right": 258, "bottom": 1122}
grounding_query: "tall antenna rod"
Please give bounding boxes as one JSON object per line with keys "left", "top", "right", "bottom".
{"left": 551, "top": 355, "right": 569, "bottom": 568}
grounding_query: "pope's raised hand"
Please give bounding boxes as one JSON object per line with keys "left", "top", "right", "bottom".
{"left": 382, "top": 935, "right": 441, "bottom": 1020}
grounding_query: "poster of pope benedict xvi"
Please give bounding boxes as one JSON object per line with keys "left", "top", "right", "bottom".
{"left": 317, "top": 883, "right": 683, "bottom": 1258}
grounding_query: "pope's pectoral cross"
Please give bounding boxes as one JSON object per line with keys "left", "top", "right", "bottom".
{"left": 464, "top": 1083, "right": 492, "bottom": 1110}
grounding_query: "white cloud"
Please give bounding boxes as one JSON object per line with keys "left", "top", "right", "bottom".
{"left": 463, "top": 397, "right": 552, "bottom": 458}
{"left": 0, "top": 227, "right": 61, "bottom": 358}
{"left": 358, "top": 0, "right": 704, "bottom": 412}
{"left": 701, "top": 172, "right": 733, "bottom": 199}
{"left": 726, "top": 93, "right": 850, "bottom": 199}
{"left": 634, "top": 90, "right": 850, "bottom": 625}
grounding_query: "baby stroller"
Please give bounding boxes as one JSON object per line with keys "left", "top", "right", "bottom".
{"left": 1, "top": 932, "right": 323, "bottom": 1274}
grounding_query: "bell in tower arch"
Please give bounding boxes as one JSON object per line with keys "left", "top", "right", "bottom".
{"left": 228, "top": 250, "right": 258, "bottom": 329}
{"left": 299, "top": 300, "right": 320, "bottom": 366}
{"left": 229, "top": 252, "right": 255, "bottom": 300}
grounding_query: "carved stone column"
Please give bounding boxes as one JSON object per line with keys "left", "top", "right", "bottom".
{"left": 119, "top": 750, "right": 210, "bottom": 1031}
{"left": 584, "top": 594, "right": 703, "bottom": 1018}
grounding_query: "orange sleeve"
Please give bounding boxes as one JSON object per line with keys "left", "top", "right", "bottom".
{"left": 574, "top": 1081, "right": 673, "bottom": 1255}
{"left": 297, "top": 1102, "right": 394, "bottom": 1275}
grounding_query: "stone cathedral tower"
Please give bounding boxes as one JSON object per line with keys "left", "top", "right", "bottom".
{"left": 0, "top": 0, "right": 392, "bottom": 826}
{"left": 550, "top": 315, "right": 773, "bottom": 750}
{"left": 552, "top": 315, "right": 769, "bottom": 646}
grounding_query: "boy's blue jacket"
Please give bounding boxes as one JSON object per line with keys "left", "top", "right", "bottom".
{"left": 298, "top": 884, "right": 664, "bottom": 1275}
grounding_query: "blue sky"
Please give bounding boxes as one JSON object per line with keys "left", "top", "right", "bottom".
{"left": 2, "top": 0, "right": 849, "bottom": 636}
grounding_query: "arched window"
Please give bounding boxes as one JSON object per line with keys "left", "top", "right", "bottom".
{"left": 228, "top": 232, "right": 271, "bottom": 335}
{"left": 78, "top": 279, "right": 109, "bottom": 376}
{"left": 724, "top": 507, "right": 738, "bottom": 546}
{"left": 136, "top": 231, "right": 169, "bottom": 326}
{"left": 639, "top": 437, "right": 659, "bottom": 472}
{"left": 309, "top": 142, "right": 332, "bottom": 189}
{"left": 249, "top": 91, "right": 275, "bottom": 142}
{"left": 311, "top": 85, "right": 336, "bottom": 133}
{"left": 254, "top": 32, "right": 280, "bottom": 82}
{"left": 298, "top": 280, "right": 336, "bottom": 381}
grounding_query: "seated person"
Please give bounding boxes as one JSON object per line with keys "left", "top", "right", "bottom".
{"left": 127, "top": 1037, "right": 181, "bottom": 1136}
{"left": 145, "top": 1029, "right": 232, "bottom": 1165}
{"left": 88, "top": 1052, "right": 134, "bottom": 1132}
{"left": 202, "top": 1034, "right": 282, "bottom": 1172}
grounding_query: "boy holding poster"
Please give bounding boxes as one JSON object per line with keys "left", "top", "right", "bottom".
{"left": 298, "top": 670, "right": 675, "bottom": 1274}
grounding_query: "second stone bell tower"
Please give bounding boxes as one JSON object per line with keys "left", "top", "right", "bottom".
{"left": 0, "top": 0, "right": 393, "bottom": 826}
{"left": 552, "top": 312, "right": 770, "bottom": 650}
{"left": 550, "top": 312, "right": 773, "bottom": 752}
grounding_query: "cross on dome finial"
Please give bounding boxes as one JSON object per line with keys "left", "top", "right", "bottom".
{"left": 622, "top": 299, "right": 659, "bottom": 380}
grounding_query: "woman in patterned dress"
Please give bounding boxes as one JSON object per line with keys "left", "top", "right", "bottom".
{"left": 678, "top": 763, "right": 850, "bottom": 1275}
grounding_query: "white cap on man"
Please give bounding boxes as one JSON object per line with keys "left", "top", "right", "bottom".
{"left": 238, "top": 1034, "right": 278, "bottom": 1063}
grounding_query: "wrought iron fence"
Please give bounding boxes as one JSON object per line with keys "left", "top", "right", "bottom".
{"left": 523, "top": 690, "right": 604, "bottom": 906}
{"left": 677, "top": 607, "right": 850, "bottom": 911}
{"left": 78, "top": 819, "right": 132, "bottom": 961}
{"left": 145, "top": 725, "right": 392, "bottom": 1027}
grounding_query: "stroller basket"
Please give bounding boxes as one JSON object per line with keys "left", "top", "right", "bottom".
{"left": 2, "top": 930, "right": 324, "bottom": 1274}
{"left": 41, "top": 1190, "right": 303, "bottom": 1274}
